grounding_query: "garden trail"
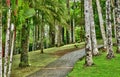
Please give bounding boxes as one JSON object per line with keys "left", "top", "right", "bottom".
{"left": 27, "top": 45, "right": 103, "bottom": 77}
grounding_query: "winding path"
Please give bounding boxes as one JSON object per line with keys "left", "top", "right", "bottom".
{"left": 27, "top": 45, "right": 103, "bottom": 77}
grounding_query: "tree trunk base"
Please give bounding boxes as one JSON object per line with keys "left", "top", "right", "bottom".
{"left": 106, "top": 54, "right": 115, "bottom": 59}
{"left": 116, "top": 48, "right": 120, "bottom": 53}
{"left": 93, "top": 52, "right": 100, "bottom": 56}
{"left": 102, "top": 47, "right": 107, "bottom": 52}
{"left": 19, "top": 62, "right": 29, "bottom": 68}
{"left": 84, "top": 63, "right": 95, "bottom": 67}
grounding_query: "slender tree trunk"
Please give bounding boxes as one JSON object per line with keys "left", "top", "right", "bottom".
{"left": 111, "top": 0, "right": 117, "bottom": 43}
{"left": 89, "top": 0, "right": 99, "bottom": 56}
{"left": 113, "top": 10, "right": 117, "bottom": 40}
{"left": 66, "top": 30, "right": 69, "bottom": 44}
{"left": 116, "top": 0, "right": 120, "bottom": 53}
{"left": 49, "top": 25, "right": 55, "bottom": 47}
{"left": 4, "top": 3, "right": 11, "bottom": 77}
{"left": 106, "top": 0, "right": 114, "bottom": 59}
{"left": 84, "top": 0, "right": 93, "bottom": 66}
{"left": 72, "top": 18, "right": 75, "bottom": 43}
{"left": 19, "top": 22, "right": 30, "bottom": 67}
{"left": 96, "top": 0, "right": 107, "bottom": 49}
{"left": 40, "top": 15, "right": 44, "bottom": 53}
{"left": 32, "top": 25, "right": 35, "bottom": 51}
{"left": 62, "top": 27, "right": 65, "bottom": 44}
{"left": 8, "top": 24, "right": 15, "bottom": 77}
{"left": 0, "top": 3, "right": 2, "bottom": 76}
{"left": 55, "top": 24, "right": 58, "bottom": 46}
{"left": 66, "top": 0, "right": 71, "bottom": 44}
{"left": 58, "top": 25, "right": 62, "bottom": 47}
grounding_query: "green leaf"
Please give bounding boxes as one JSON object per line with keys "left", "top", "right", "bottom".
{"left": 23, "top": 8, "right": 35, "bottom": 19}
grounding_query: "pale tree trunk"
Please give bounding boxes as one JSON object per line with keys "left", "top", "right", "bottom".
{"left": 113, "top": 9, "right": 117, "bottom": 41}
{"left": 72, "top": 0, "right": 75, "bottom": 43}
{"left": 69, "top": 26, "right": 72, "bottom": 43}
{"left": 96, "top": 0, "right": 107, "bottom": 49}
{"left": 116, "top": 0, "right": 120, "bottom": 53}
{"left": 8, "top": 24, "right": 15, "bottom": 77}
{"left": 0, "top": 3, "right": 2, "bottom": 77}
{"left": 55, "top": 24, "right": 62, "bottom": 47}
{"left": 89, "top": 0, "right": 99, "bottom": 56}
{"left": 112, "top": 0, "right": 117, "bottom": 42}
{"left": 72, "top": 18, "right": 75, "bottom": 43}
{"left": 55, "top": 24, "right": 58, "bottom": 46}
{"left": 4, "top": 6, "right": 11, "bottom": 77}
{"left": 58, "top": 25, "right": 62, "bottom": 47}
{"left": 84, "top": 0, "right": 93, "bottom": 66}
{"left": 106, "top": 0, "right": 114, "bottom": 59}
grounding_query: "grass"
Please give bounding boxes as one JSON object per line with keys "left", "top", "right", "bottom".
{"left": 67, "top": 47, "right": 120, "bottom": 77}
{"left": 11, "top": 42, "right": 85, "bottom": 77}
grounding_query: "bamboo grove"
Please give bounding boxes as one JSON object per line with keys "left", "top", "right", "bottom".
{"left": 0, "top": 0, "right": 120, "bottom": 77}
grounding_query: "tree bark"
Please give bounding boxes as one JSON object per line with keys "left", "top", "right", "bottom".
{"left": 55, "top": 24, "right": 62, "bottom": 47}
{"left": 0, "top": 3, "right": 2, "bottom": 77}
{"left": 19, "top": 22, "right": 30, "bottom": 67}
{"left": 66, "top": 0, "right": 72, "bottom": 44}
{"left": 116, "top": 0, "right": 120, "bottom": 53}
{"left": 106, "top": 0, "right": 114, "bottom": 59}
{"left": 84, "top": 0, "right": 93, "bottom": 66}
{"left": 89, "top": 0, "right": 99, "bottom": 56}
{"left": 96, "top": 0, "right": 107, "bottom": 49}
{"left": 4, "top": 7, "right": 11, "bottom": 77}
{"left": 40, "top": 15, "right": 44, "bottom": 53}
{"left": 8, "top": 24, "right": 15, "bottom": 77}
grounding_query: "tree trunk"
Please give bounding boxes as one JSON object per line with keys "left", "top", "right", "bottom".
{"left": 72, "top": 18, "right": 75, "bottom": 43}
{"left": 49, "top": 25, "right": 55, "bottom": 47}
{"left": 0, "top": 4, "right": 2, "bottom": 77}
{"left": 62, "top": 27, "right": 65, "bottom": 44}
{"left": 40, "top": 15, "right": 44, "bottom": 53}
{"left": 19, "top": 22, "right": 30, "bottom": 67}
{"left": 4, "top": 7, "right": 11, "bottom": 77}
{"left": 84, "top": 0, "right": 93, "bottom": 66}
{"left": 55, "top": 24, "right": 62, "bottom": 47}
{"left": 66, "top": 0, "right": 72, "bottom": 44}
{"left": 66, "top": 30, "right": 69, "bottom": 44}
{"left": 116, "top": 0, "right": 120, "bottom": 53}
{"left": 106, "top": 0, "right": 114, "bottom": 59}
{"left": 96, "top": 0, "right": 107, "bottom": 49}
{"left": 8, "top": 24, "right": 15, "bottom": 77}
{"left": 89, "top": 0, "right": 99, "bottom": 56}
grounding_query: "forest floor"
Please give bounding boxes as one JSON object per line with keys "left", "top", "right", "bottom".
{"left": 67, "top": 47, "right": 119, "bottom": 77}
{"left": 11, "top": 42, "right": 85, "bottom": 77}
{"left": 27, "top": 45, "right": 103, "bottom": 77}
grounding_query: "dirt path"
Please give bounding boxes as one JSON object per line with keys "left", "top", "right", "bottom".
{"left": 27, "top": 45, "right": 103, "bottom": 77}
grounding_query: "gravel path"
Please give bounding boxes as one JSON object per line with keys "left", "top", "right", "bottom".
{"left": 27, "top": 45, "right": 103, "bottom": 77}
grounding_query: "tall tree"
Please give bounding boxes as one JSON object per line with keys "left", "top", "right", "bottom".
{"left": 89, "top": 0, "right": 99, "bottom": 56}
{"left": 40, "top": 14, "right": 44, "bottom": 53}
{"left": 0, "top": 0, "right": 2, "bottom": 76}
{"left": 66, "top": 0, "right": 71, "bottom": 44}
{"left": 4, "top": 0, "right": 11, "bottom": 76}
{"left": 116, "top": 0, "right": 120, "bottom": 53}
{"left": 96, "top": 0, "right": 107, "bottom": 49}
{"left": 19, "top": 21, "right": 30, "bottom": 67}
{"left": 106, "top": 0, "right": 114, "bottom": 59}
{"left": 112, "top": 0, "right": 117, "bottom": 42}
{"left": 8, "top": 24, "right": 15, "bottom": 77}
{"left": 84, "top": 0, "right": 93, "bottom": 66}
